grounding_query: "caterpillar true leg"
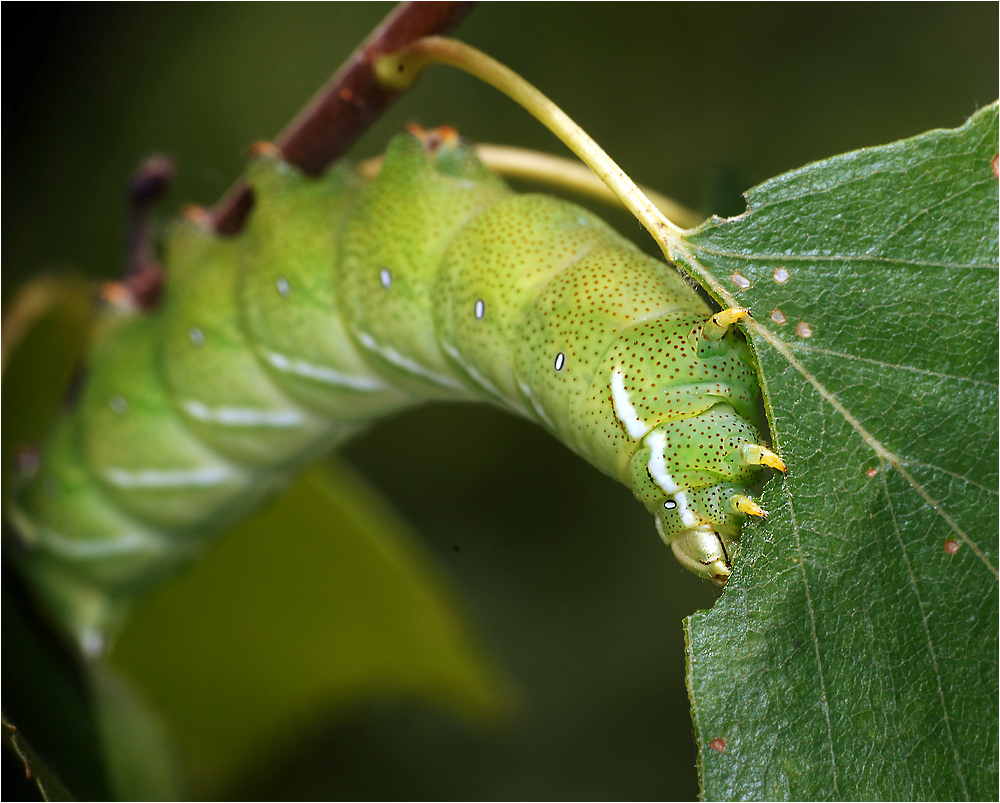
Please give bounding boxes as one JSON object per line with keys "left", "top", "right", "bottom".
{"left": 740, "top": 442, "right": 787, "bottom": 472}
{"left": 703, "top": 306, "right": 750, "bottom": 341}
{"left": 732, "top": 495, "right": 767, "bottom": 518}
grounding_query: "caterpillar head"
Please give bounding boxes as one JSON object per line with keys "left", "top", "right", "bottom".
{"left": 650, "top": 483, "right": 747, "bottom": 586}
{"left": 625, "top": 408, "right": 775, "bottom": 586}
{"left": 662, "top": 524, "right": 736, "bottom": 586}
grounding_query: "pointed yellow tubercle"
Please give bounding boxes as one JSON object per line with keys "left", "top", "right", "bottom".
{"left": 733, "top": 494, "right": 767, "bottom": 518}
{"left": 704, "top": 307, "right": 750, "bottom": 341}
{"left": 740, "top": 443, "right": 786, "bottom": 473}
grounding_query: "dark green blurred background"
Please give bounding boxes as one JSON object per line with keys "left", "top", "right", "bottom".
{"left": 4, "top": 4, "right": 997, "bottom": 800}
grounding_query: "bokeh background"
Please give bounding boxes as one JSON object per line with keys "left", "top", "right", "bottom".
{"left": 4, "top": 4, "right": 997, "bottom": 800}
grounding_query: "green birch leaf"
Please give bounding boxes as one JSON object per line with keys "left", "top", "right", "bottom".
{"left": 677, "top": 104, "right": 998, "bottom": 800}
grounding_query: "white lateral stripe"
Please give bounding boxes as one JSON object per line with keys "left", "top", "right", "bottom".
{"left": 645, "top": 430, "right": 699, "bottom": 527}
{"left": 263, "top": 349, "right": 388, "bottom": 392}
{"left": 517, "top": 379, "right": 557, "bottom": 430}
{"left": 103, "top": 466, "right": 233, "bottom": 489}
{"left": 39, "top": 528, "right": 168, "bottom": 559}
{"left": 355, "top": 331, "right": 464, "bottom": 390}
{"left": 440, "top": 342, "right": 492, "bottom": 392}
{"left": 441, "top": 342, "right": 532, "bottom": 418}
{"left": 183, "top": 399, "right": 305, "bottom": 427}
{"left": 674, "top": 491, "right": 698, "bottom": 527}
{"left": 611, "top": 367, "right": 650, "bottom": 439}
{"left": 644, "top": 431, "right": 679, "bottom": 493}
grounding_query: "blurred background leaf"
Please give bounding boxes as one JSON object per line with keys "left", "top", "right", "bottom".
{"left": 3, "top": 4, "right": 997, "bottom": 800}
{"left": 109, "top": 462, "right": 511, "bottom": 798}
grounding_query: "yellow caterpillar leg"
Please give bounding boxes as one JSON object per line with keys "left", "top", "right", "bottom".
{"left": 740, "top": 442, "right": 786, "bottom": 473}
{"left": 703, "top": 306, "right": 749, "bottom": 341}
{"left": 731, "top": 494, "right": 767, "bottom": 518}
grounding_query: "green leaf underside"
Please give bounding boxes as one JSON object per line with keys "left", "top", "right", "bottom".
{"left": 107, "top": 462, "right": 509, "bottom": 798}
{"left": 679, "top": 104, "right": 998, "bottom": 799}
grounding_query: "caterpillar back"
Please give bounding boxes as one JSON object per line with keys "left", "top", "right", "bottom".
{"left": 10, "top": 128, "right": 781, "bottom": 653}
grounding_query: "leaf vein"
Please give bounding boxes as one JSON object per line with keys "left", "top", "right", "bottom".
{"left": 863, "top": 179, "right": 987, "bottom": 257}
{"left": 752, "top": 319, "right": 998, "bottom": 576}
{"left": 878, "top": 466, "right": 970, "bottom": 799}
{"left": 898, "top": 459, "right": 999, "bottom": 496}
{"left": 670, "top": 238, "right": 998, "bottom": 578}
{"left": 784, "top": 342, "right": 995, "bottom": 388}
{"left": 741, "top": 150, "right": 993, "bottom": 222}
{"left": 684, "top": 245, "right": 990, "bottom": 272}
{"left": 785, "top": 495, "right": 840, "bottom": 796}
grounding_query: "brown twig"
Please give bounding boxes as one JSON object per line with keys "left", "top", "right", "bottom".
{"left": 209, "top": 1, "right": 476, "bottom": 236}
{"left": 120, "top": 154, "right": 174, "bottom": 309}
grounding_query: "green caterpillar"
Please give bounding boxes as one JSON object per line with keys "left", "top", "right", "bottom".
{"left": 10, "top": 127, "right": 782, "bottom": 653}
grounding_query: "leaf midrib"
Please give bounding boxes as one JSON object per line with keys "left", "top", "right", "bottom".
{"left": 669, "top": 228, "right": 998, "bottom": 579}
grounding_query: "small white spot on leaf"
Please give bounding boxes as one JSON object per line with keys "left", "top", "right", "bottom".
{"left": 554, "top": 352, "right": 566, "bottom": 371}
{"left": 770, "top": 309, "right": 787, "bottom": 325}
{"left": 276, "top": 277, "right": 290, "bottom": 297}
{"left": 475, "top": 299, "right": 485, "bottom": 319}
{"left": 731, "top": 271, "right": 750, "bottom": 289}
{"left": 379, "top": 268, "right": 392, "bottom": 288}
{"left": 795, "top": 321, "right": 813, "bottom": 338}
{"left": 189, "top": 326, "right": 205, "bottom": 347}
{"left": 772, "top": 267, "right": 789, "bottom": 284}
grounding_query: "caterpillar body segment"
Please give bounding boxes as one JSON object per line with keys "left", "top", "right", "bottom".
{"left": 11, "top": 130, "right": 779, "bottom": 650}
{"left": 239, "top": 158, "right": 411, "bottom": 420}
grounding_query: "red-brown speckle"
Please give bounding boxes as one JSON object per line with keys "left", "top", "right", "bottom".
{"left": 866, "top": 468, "right": 878, "bottom": 478}
{"left": 992, "top": 154, "right": 999, "bottom": 179}
{"left": 709, "top": 738, "right": 726, "bottom": 753}
{"left": 945, "top": 540, "right": 960, "bottom": 554}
